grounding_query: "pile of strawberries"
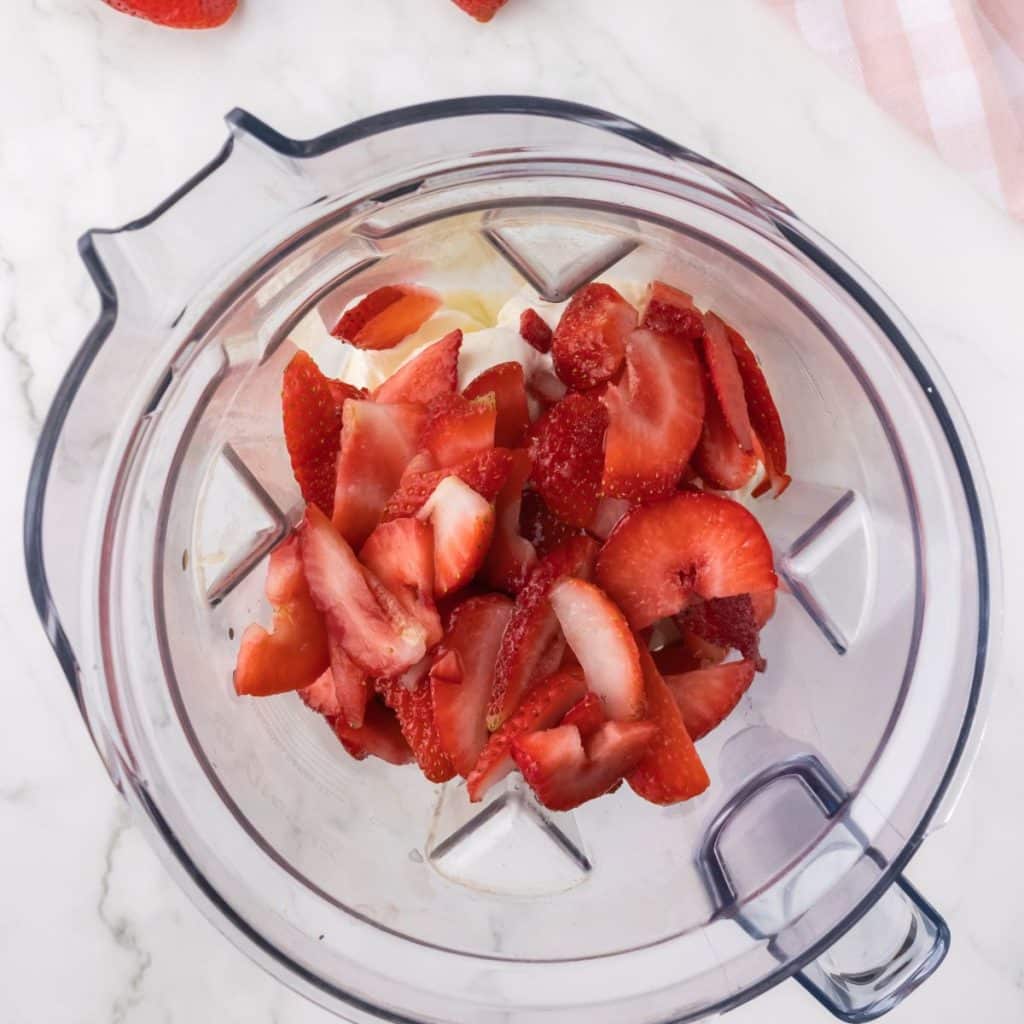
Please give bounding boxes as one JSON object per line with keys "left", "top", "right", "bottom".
{"left": 102, "top": 0, "right": 508, "bottom": 29}
{"left": 234, "top": 277, "right": 789, "bottom": 811}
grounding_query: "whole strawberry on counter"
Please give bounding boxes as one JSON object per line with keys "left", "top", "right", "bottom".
{"left": 102, "top": 0, "right": 237, "bottom": 27}
{"left": 450, "top": 0, "right": 509, "bottom": 21}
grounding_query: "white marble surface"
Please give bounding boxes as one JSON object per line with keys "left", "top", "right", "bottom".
{"left": 1, "top": 0, "right": 1023, "bottom": 1021}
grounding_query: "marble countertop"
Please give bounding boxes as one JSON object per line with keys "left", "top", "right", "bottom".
{"left": 2, "top": 1, "right": 1022, "bottom": 1022}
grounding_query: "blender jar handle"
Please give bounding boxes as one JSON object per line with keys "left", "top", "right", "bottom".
{"left": 796, "top": 875, "right": 950, "bottom": 1022}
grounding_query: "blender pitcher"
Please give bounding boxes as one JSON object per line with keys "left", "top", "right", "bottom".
{"left": 24, "top": 97, "right": 998, "bottom": 1024}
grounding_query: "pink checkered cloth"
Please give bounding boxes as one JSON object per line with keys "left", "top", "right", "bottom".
{"left": 766, "top": 0, "right": 1024, "bottom": 217}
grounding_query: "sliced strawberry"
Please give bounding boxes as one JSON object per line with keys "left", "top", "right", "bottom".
{"left": 679, "top": 594, "right": 764, "bottom": 669}
{"left": 596, "top": 491, "right": 777, "bottom": 630}
{"left": 526, "top": 366, "right": 568, "bottom": 410}
{"left": 281, "top": 351, "right": 349, "bottom": 517}
{"left": 513, "top": 719, "right": 658, "bottom": 812}
{"left": 639, "top": 280, "right": 705, "bottom": 342}
{"left": 481, "top": 449, "right": 537, "bottom": 593}
{"left": 529, "top": 392, "right": 608, "bottom": 528}
{"left": 416, "top": 476, "right": 495, "bottom": 596}
{"left": 702, "top": 312, "right": 754, "bottom": 453}
{"left": 234, "top": 535, "right": 329, "bottom": 698}
{"left": 332, "top": 285, "right": 442, "bottom": 351}
{"left": 559, "top": 692, "right": 605, "bottom": 739}
{"left": 328, "top": 379, "right": 366, "bottom": 406}
{"left": 376, "top": 662, "right": 455, "bottom": 783}
{"left": 519, "top": 489, "right": 586, "bottom": 556}
{"left": 751, "top": 589, "right": 777, "bottom": 628}
{"left": 420, "top": 393, "right": 497, "bottom": 469}
{"left": 372, "top": 330, "right": 461, "bottom": 405}
{"left": 431, "top": 595, "right": 513, "bottom": 776}
{"left": 487, "top": 535, "right": 599, "bottom": 729}
{"left": 383, "top": 448, "right": 512, "bottom": 521}
{"left": 360, "top": 518, "right": 442, "bottom": 648}
{"left": 652, "top": 642, "right": 701, "bottom": 677}
{"left": 467, "top": 669, "right": 588, "bottom": 802}
{"left": 300, "top": 504, "right": 427, "bottom": 679}
{"left": 333, "top": 696, "right": 414, "bottom": 766}
{"left": 297, "top": 637, "right": 371, "bottom": 726}
{"left": 692, "top": 369, "right": 759, "bottom": 491}
{"left": 332, "top": 400, "right": 425, "bottom": 547}
{"left": 551, "top": 283, "right": 637, "bottom": 390}
{"left": 450, "top": 0, "right": 509, "bottom": 21}
{"left": 587, "top": 496, "right": 632, "bottom": 541}
{"left": 726, "top": 322, "right": 790, "bottom": 495}
{"left": 602, "top": 329, "right": 705, "bottom": 501}
{"left": 102, "top": 0, "right": 237, "bottom": 28}
{"left": 519, "top": 307, "right": 553, "bottom": 353}
{"left": 627, "top": 647, "right": 710, "bottom": 804}
{"left": 463, "top": 362, "right": 530, "bottom": 449}
{"left": 549, "top": 578, "right": 645, "bottom": 721}
{"left": 299, "top": 668, "right": 342, "bottom": 717}
{"left": 664, "top": 660, "right": 757, "bottom": 740}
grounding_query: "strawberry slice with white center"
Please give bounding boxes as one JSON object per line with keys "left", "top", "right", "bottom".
{"left": 420, "top": 393, "right": 497, "bottom": 469}
{"left": 466, "top": 669, "right": 588, "bottom": 802}
{"left": 551, "top": 283, "right": 637, "bottom": 390}
{"left": 383, "top": 448, "right": 512, "bottom": 521}
{"left": 332, "top": 285, "right": 442, "bottom": 351}
{"left": 333, "top": 696, "right": 414, "bottom": 766}
{"left": 416, "top": 476, "right": 496, "bottom": 597}
{"left": 596, "top": 491, "right": 777, "bottom": 630}
{"left": 702, "top": 312, "right": 754, "bottom": 453}
{"left": 463, "top": 361, "right": 530, "bottom": 449}
{"left": 559, "top": 692, "right": 605, "bottom": 739}
{"left": 513, "top": 719, "right": 658, "bottom": 812}
{"left": 692, "top": 368, "right": 759, "bottom": 491}
{"left": 639, "top": 280, "right": 705, "bottom": 342}
{"left": 548, "top": 578, "right": 645, "bottom": 721}
{"left": 663, "top": 659, "right": 757, "bottom": 740}
{"left": 431, "top": 595, "right": 514, "bottom": 777}
{"left": 481, "top": 449, "right": 537, "bottom": 593}
{"left": 372, "top": 330, "right": 461, "bottom": 405}
{"left": 298, "top": 635, "right": 371, "bottom": 726}
{"left": 332, "top": 399, "right": 426, "bottom": 548}
{"left": 601, "top": 328, "right": 705, "bottom": 501}
{"left": 376, "top": 660, "right": 455, "bottom": 783}
{"left": 234, "top": 534, "right": 329, "bottom": 698}
{"left": 360, "top": 517, "right": 442, "bottom": 648}
{"left": 627, "top": 647, "right": 710, "bottom": 804}
{"left": 487, "top": 535, "right": 599, "bottom": 730}
{"left": 300, "top": 504, "right": 427, "bottom": 678}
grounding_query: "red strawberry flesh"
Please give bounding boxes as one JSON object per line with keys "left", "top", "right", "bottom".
{"left": 463, "top": 361, "right": 530, "bottom": 449}
{"left": 692, "top": 369, "right": 759, "bottom": 491}
{"left": 481, "top": 449, "right": 537, "bottom": 593}
{"left": 639, "top": 281, "right": 705, "bottom": 342}
{"left": 373, "top": 330, "right": 461, "bottom": 405}
{"left": 664, "top": 660, "right": 757, "bottom": 740}
{"left": 384, "top": 448, "right": 512, "bottom": 521}
{"left": 559, "top": 692, "right": 605, "bottom": 739}
{"left": 551, "top": 283, "right": 637, "bottom": 390}
{"left": 333, "top": 696, "right": 414, "bottom": 766}
{"left": 519, "top": 308, "right": 553, "bottom": 353}
{"left": 702, "top": 312, "right": 754, "bottom": 453}
{"left": 376, "top": 662, "right": 455, "bottom": 783}
{"left": 332, "top": 285, "right": 442, "bottom": 351}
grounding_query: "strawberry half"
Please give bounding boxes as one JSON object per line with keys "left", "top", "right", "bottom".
{"left": 372, "top": 330, "right": 461, "bottom": 405}
{"left": 692, "top": 369, "right": 759, "bottom": 491}
{"left": 281, "top": 351, "right": 356, "bottom": 518}
{"left": 519, "top": 489, "right": 586, "bottom": 556}
{"left": 416, "top": 476, "right": 495, "bottom": 597}
{"left": 679, "top": 594, "right": 764, "bottom": 669}
{"left": 332, "top": 285, "right": 442, "bottom": 350}
{"left": 376, "top": 661, "right": 455, "bottom": 783}
{"left": 481, "top": 449, "right": 537, "bottom": 593}
{"left": 664, "top": 660, "right": 757, "bottom": 740}
{"left": 431, "top": 595, "right": 513, "bottom": 776}
{"left": 702, "top": 312, "right": 754, "bottom": 453}
{"left": 530, "top": 391, "right": 609, "bottom": 528}
{"left": 726, "top": 322, "right": 790, "bottom": 496}
{"left": 551, "top": 283, "right": 637, "bottom": 390}
{"left": 513, "top": 719, "right": 658, "bottom": 812}
{"left": 639, "top": 281, "right": 705, "bottom": 342}
{"left": 332, "top": 400, "right": 426, "bottom": 548}
{"left": 601, "top": 329, "right": 705, "bottom": 501}
{"left": 234, "top": 535, "right": 329, "bottom": 698}
{"left": 466, "top": 669, "right": 588, "bottom": 802}
{"left": 520, "top": 308, "right": 553, "bottom": 353}
{"left": 333, "top": 696, "right": 414, "bottom": 766}
{"left": 559, "top": 692, "right": 605, "bottom": 739}
{"left": 360, "top": 517, "right": 442, "bottom": 648}
{"left": 627, "top": 647, "right": 709, "bottom": 804}
{"left": 101, "top": 0, "right": 237, "bottom": 28}
{"left": 420, "top": 393, "right": 497, "bottom": 469}
{"left": 488, "top": 535, "right": 599, "bottom": 730}
{"left": 300, "top": 504, "right": 427, "bottom": 678}
{"left": 383, "top": 448, "right": 512, "bottom": 521}
{"left": 548, "top": 578, "right": 645, "bottom": 721}
{"left": 450, "top": 0, "right": 509, "bottom": 21}
{"left": 463, "top": 362, "right": 530, "bottom": 449}
{"left": 596, "top": 491, "right": 777, "bottom": 630}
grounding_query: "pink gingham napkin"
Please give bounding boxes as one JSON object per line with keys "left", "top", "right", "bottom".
{"left": 766, "top": 0, "right": 1024, "bottom": 217}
